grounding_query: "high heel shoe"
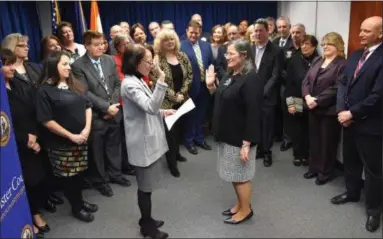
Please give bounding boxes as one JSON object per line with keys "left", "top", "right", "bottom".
{"left": 224, "top": 209, "right": 254, "bottom": 225}
{"left": 140, "top": 228, "right": 169, "bottom": 239}
{"left": 34, "top": 223, "right": 50, "bottom": 233}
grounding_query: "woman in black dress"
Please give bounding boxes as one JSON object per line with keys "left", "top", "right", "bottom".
{"left": 1, "top": 49, "right": 47, "bottom": 238}
{"left": 36, "top": 51, "right": 97, "bottom": 222}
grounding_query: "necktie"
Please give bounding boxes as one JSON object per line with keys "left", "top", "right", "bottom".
{"left": 353, "top": 49, "right": 370, "bottom": 79}
{"left": 192, "top": 44, "right": 205, "bottom": 82}
{"left": 94, "top": 62, "right": 109, "bottom": 94}
{"left": 279, "top": 39, "right": 285, "bottom": 47}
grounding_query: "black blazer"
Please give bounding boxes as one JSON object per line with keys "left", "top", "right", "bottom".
{"left": 272, "top": 35, "right": 299, "bottom": 85}
{"left": 212, "top": 69, "right": 264, "bottom": 147}
{"left": 13, "top": 61, "right": 41, "bottom": 88}
{"left": 285, "top": 51, "right": 318, "bottom": 98}
{"left": 337, "top": 44, "right": 383, "bottom": 136}
{"left": 71, "top": 54, "right": 121, "bottom": 129}
{"left": 215, "top": 44, "right": 228, "bottom": 81}
{"left": 253, "top": 41, "right": 284, "bottom": 106}
{"left": 302, "top": 56, "right": 346, "bottom": 116}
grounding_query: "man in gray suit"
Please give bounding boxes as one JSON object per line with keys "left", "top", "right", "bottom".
{"left": 72, "top": 30, "right": 131, "bottom": 197}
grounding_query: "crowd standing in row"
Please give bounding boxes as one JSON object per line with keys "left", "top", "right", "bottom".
{"left": 0, "top": 13, "right": 382, "bottom": 239}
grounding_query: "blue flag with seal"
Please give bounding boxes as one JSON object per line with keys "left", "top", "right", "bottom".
{"left": 0, "top": 60, "right": 34, "bottom": 237}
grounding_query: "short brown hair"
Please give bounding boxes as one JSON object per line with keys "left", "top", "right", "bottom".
{"left": 40, "top": 35, "right": 62, "bottom": 61}
{"left": 130, "top": 23, "right": 146, "bottom": 39}
{"left": 0, "top": 48, "right": 17, "bottom": 65}
{"left": 187, "top": 20, "right": 201, "bottom": 29}
{"left": 82, "top": 30, "right": 103, "bottom": 46}
{"left": 210, "top": 25, "right": 227, "bottom": 44}
{"left": 57, "top": 21, "right": 73, "bottom": 42}
{"left": 122, "top": 44, "right": 153, "bottom": 75}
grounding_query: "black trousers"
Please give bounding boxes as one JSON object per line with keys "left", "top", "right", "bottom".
{"left": 343, "top": 129, "right": 382, "bottom": 217}
{"left": 285, "top": 112, "right": 309, "bottom": 159}
{"left": 164, "top": 116, "right": 183, "bottom": 170}
{"left": 57, "top": 173, "right": 84, "bottom": 212}
{"left": 89, "top": 122, "right": 122, "bottom": 184}
{"left": 308, "top": 113, "right": 340, "bottom": 176}
{"left": 260, "top": 106, "right": 276, "bottom": 153}
{"left": 25, "top": 182, "right": 47, "bottom": 215}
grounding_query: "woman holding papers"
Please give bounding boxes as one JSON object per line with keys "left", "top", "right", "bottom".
{"left": 284, "top": 35, "right": 318, "bottom": 167}
{"left": 151, "top": 29, "right": 192, "bottom": 177}
{"left": 206, "top": 40, "right": 263, "bottom": 224}
{"left": 121, "top": 44, "right": 174, "bottom": 239}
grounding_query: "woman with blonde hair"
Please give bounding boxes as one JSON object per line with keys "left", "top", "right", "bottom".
{"left": 1, "top": 33, "right": 41, "bottom": 87}
{"left": 302, "top": 32, "right": 346, "bottom": 185}
{"left": 151, "top": 29, "right": 192, "bottom": 177}
{"left": 244, "top": 24, "right": 255, "bottom": 45}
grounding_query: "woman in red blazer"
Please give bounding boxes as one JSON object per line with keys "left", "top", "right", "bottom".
{"left": 302, "top": 32, "right": 346, "bottom": 185}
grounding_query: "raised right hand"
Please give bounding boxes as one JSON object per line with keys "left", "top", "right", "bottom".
{"left": 205, "top": 65, "right": 216, "bottom": 86}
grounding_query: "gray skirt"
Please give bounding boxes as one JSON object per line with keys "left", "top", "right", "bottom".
{"left": 135, "top": 156, "right": 167, "bottom": 192}
{"left": 217, "top": 143, "right": 256, "bottom": 182}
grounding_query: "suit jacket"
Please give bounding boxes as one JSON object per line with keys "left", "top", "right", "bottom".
{"left": 302, "top": 56, "right": 346, "bottom": 116}
{"left": 71, "top": 54, "right": 121, "bottom": 129}
{"left": 215, "top": 44, "right": 228, "bottom": 81}
{"left": 150, "top": 52, "right": 193, "bottom": 109}
{"left": 253, "top": 41, "right": 284, "bottom": 106}
{"left": 14, "top": 61, "right": 41, "bottom": 88}
{"left": 180, "top": 39, "right": 214, "bottom": 99}
{"left": 272, "top": 35, "right": 298, "bottom": 85}
{"left": 121, "top": 75, "right": 169, "bottom": 167}
{"left": 337, "top": 44, "right": 383, "bottom": 136}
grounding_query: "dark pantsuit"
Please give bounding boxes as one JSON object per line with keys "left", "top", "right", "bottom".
{"left": 260, "top": 106, "right": 276, "bottom": 153}
{"left": 25, "top": 182, "right": 47, "bottom": 215}
{"left": 286, "top": 112, "right": 309, "bottom": 159}
{"left": 184, "top": 83, "right": 210, "bottom": 147}
{"left": 343, "top": 129, "right": 382, "bottom": 217}
{"left": 308, "top": 113, "right": 340, "bottom": 176}
{"left": 89, "top": 122, "right": 122, "bottom": 184}
{"left": 57, "top": 173, "right": 84, "bottom": 212}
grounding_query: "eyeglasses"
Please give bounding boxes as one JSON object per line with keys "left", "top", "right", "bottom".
{"left": 224, "top": 52, "right": 238, "bottom": 58}
{"left": 16, "top": 44, "right": 29, "bottom": 49}
{"left": 321, "top": 43, "right": 334, "bottom": 47}
{"left": 142, "top": 59, "right": 153, "bottom": 65}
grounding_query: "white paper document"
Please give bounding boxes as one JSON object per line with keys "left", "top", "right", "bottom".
{"left": 165, "top": 99, "right": 195, "bottom": 130}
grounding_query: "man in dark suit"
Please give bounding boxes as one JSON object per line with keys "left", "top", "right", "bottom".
{"left": 180, "top": 14, "right": 211, "bottom": 42}
{"left": 333, "top": 16, "right": 382, "bottom": 233}
{"left": 180, "top": 20, "right": 214, "bottom": 155}
{"left": 253, "top": 19, "right": 283, "bottom": 167}
{"left": 272, "top": 16, "right": 294, "bottom": 151}
{"left": 72, "top": 30, "right": 130, "bottom": 197}
{"left": 215, "top": 24, "right": 241, "bottom": 81}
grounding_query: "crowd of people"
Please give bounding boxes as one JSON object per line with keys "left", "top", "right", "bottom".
{"left": 0, "top": 12, "right": 382, "bottom": 239}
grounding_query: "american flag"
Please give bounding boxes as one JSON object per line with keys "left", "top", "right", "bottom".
{"left": 51, "top": 0, "right": 61, "bottom": 35}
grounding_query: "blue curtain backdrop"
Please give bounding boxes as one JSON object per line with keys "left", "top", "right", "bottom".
{"left": 59, "top": 1, "right": 277, "bottom": 42}
{"left": 0, "top": 1, "right": 42, "bottom": 62}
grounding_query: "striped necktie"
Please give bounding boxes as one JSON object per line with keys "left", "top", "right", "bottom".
{"left": 353, "top": 49, "right": 370, "bottom": 79}
{"left": 192, "top": 43, "right": 205, "bottom": 82}
{"left": 94, "top": 62, "right": 110, "bottom": 94}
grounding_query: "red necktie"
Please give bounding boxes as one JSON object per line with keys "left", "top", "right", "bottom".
{"left": 353, "top": 49, "right": 370, "bottom": 79}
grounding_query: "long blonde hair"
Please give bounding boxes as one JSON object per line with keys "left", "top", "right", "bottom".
{"left": 153, "top": 29, "right": 180, "bottom": 56}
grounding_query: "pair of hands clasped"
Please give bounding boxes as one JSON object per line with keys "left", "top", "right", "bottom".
{"left": 68, "top": 127, "right": 90, "bottom": 145}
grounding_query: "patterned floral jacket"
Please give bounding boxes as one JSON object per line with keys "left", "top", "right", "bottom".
{"left": 150, "top": 52, "right": 193, "bottom": 109}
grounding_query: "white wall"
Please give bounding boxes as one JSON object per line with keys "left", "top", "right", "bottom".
{"left": 278, "top": 0, "right": 351, "bottom": 56}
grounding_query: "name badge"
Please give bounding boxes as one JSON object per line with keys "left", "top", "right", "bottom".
{"left": 286, "top": 50, "right": 292, "bottom": 59}
{"left": 201, "top": 37, "right": 207, "bottom": 42}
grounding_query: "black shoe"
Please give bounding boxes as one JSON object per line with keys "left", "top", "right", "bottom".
{"left": 304, "top": 171, "right": 317, "bottom": 179}
{"left": 48, "top": 193, "right": 64, "bottom": 205}
{"left": 35, "top": 230, "right": 45, "bottom": 239}
{"left": 34, "top": 223, "right": 50, "bottom": 233}
{"left": 140, "top": 228, "right": 169, "bottom": 239}
{"left": 195, "top": 141, "right": 212, "bottom": 150}
{"left": 110, "top": 176, "right": 131, "bottom": 187}
{"left": 82, "top": 201, "right": 98, "bottom": 213}
{"left": 315, "top": 175, "right": 334, "bottom": 185}
{"left": 44, "top": 199, "right": 57, "bottom": 213}
{"left": 366, "top": 215, "right": 381, "bottom": 232}
{"left": 301, "top": 158, "right": 309, "bottom": 166}
{"left": 73, "top": 209, "right": 94, "bottom": 222}
{"left": 280, "top": 141, "right": 292, "bottom": 151}
{"left": 330, "top": 192, "right": 360, "bottom": 205}
{"left": 186, "top": 145, "right": 198, "bottom": 155}
{"left": 122, "top": 168, "right": 136, "bottom": 176}
{"left": 293, "top": 158, "right": 302, "bottom": 166}
{"left": 139, "top": 219, "right": 164, "bottom": 228}
{"left": 96, "top": 184, "right": 114, "bottom": 197}
{"left": 222, "top": 208, "right": 237, "bottom": 217}
{"left": 169, "top": 167, "right": 181, "bottom": 178}
{"left": 177, "top": 155, "right": 187, "bottom": 162}
{"left": 263, "top": 154, "right": 272, "bottom": 167}
{"left": 224, "top": 209, "right": 254, "bottom": 224}
{"left": 256, "top": 149, "right": 264, "bottom": 159}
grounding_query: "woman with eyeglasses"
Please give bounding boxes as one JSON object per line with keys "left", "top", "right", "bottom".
{"left": 206, "top": 40, "right": 263, "bottom": 225}
{"left": 302, "top": 32, "right": 346, "bottom": 185}
{"left": 121, "top": 44, "right": 175, "bottom": 239}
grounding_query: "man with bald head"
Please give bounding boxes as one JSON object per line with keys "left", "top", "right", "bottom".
{"left": 333, "top": 16, "right": 383, "bottom": 233}
{"left": 109, "top": 25, "right": 122, "bottom": 55}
